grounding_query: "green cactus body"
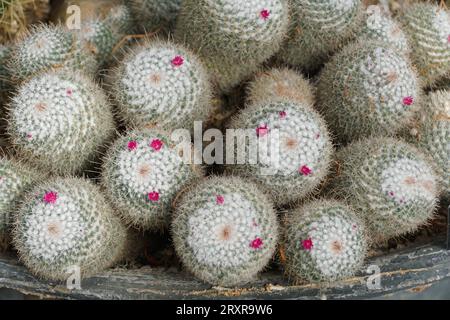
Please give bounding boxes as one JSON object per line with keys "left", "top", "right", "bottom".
{"left": 317, "top": 41, "right": 421, "bottom": 143}
{"left": 284, "top": 200, "right": 367, "bottom": 283}
{"left": 228, "top": 100, "right": 333, "bottom": 206}
{"left": 104, "top": 3, "right": 135, "bottom": 36}
{"left": 404, "top": 90, "right": 450, "bottom": 199}
{"left": 279, "top": 0, "right": 364, "bottom": 71}
{"left": 172, "top": 176, "right": 278, "bottom": 287}
{"left": 0, "top": 44, "right": 11, "bottom": 94}
{"left": 8, "top": 71, "right": 115, "bottom": 175}
{"left": 175, "top": 0, "right": 289, "bottom": 92}
{"left": 129, "top": 0, "right": 181, "bottom": 33}
{"left": 401, "top": 3, "right": 450, "bottom": 86}
{"left": 111, "top": 40, "right": 212, "bottom": 130}
{"left": 327, "top": 137, "right": 440, "bottom": 242}
{"left": 102, "top": 129, "right": 203, "bottom": 230}
{"left": 13, "top": 177, "right": 127, "bottom": 281}
{"left": 8, "top": 24, "right": 97, "bottom": 82}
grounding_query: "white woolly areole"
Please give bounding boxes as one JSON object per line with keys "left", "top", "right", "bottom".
{"left": 187, "top": 193, "right": 262, "bottom": 268}
{"left": 301, "top": 0, "right": 360, "bottom": 31}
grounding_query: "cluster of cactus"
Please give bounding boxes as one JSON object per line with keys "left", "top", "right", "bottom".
{"left": 172, "top": 176, "right": 279, "bottom": 287}
{"left": 128, "top": 0, "right": 182, "bottom": 34}
{"left": 175, "top": 0, "right": 290, "bottom": 92}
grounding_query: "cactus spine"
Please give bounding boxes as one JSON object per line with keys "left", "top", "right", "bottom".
{"left": 129, "top": 0, "right": 181, "bottom": 34}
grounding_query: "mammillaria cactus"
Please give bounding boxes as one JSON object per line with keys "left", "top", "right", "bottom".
{"left": 283, "top": 200, "right": 367, "bottom": 283}
{"left": 227, "top": 99, "right": 333, "bottom": 206}
{"left": 0, "top": 157, "right": 43, "bottom": 251}
{"left": 7, "top": 24, "right": 97, "bottom": 82}
{"left": 403, "top": 90, "right": 450, "bottom": 199}
{"left": 175, "top": 0, "right": 289, "bottom": 92}
{"left": 110, "top": 40, "right": 212, "bottom": 130}
{"left": 401, "top": 3, "right": 450, "bottom": 86}
{"left": 317, "top": 41, "right": 421, "bottom": 143}
{"left": 0, "top": 44, "right": 11, "bottom": 93}
{"left": 279, "top": 0, "right": 364, "bottom": 72}
{"left": 128, "top": 0, "right": 181, "bottom": 34}
{"left": 327, "top": 137, "right": 440, "bottom": 242}
{"left": 7, "top": 70, "right": 115, "bottom": 175}
{"left": 13, "top": 177, "right": 127, "bottom": 281}
{"left": 102, "top": 129, "right": 203, "bottom": 230}
{"left": 172, "top": 176, "right": 278, "bottom": 287}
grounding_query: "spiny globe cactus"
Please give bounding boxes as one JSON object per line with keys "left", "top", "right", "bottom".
{"left": 110, "top": 40, "right": 212, "bottom": 130}
{"left": 0, "top": 157, "right": 43, "bottom": 251}
{"left": 247, "top": 68, "right": 315, "bottom": 107}
{"left": 13, "top": 177, "right": 127, "bottom": 281}
{"left": 7, "top": 70, "right": 115, "bottom": 175}
{"left": 317, "top": 41, "right": 421, "bottom": 143}
{"left": 128, "top": 0, "right": 181, "bottom": 34}
{"left": 175, "top": 0, "right": 289, "bottom": 92}
{"left": 7, "top": 24, "right": 97, "bottom": 82}
{"left": 403, "top": 90, "right": 450, "bottom": 199}
{"left": 102, "top": 129, "right": 203, "bottom": 230}
{"left": 227, "top": 99, "right": 333, "bottom": 206}
{"left": 279, "top": 0, "right": 364, "bottom": 71}
{"left": 283, "top": 200, "right": 367, "bottom": 283}
{"left": 401, "top": 3, "right": 450, "bottom": 86}
{"left": 327, "top": 137, "right": 440, "bottom": 242}
{"left": 172, "top": 176, "right": 279, "bottom": 287}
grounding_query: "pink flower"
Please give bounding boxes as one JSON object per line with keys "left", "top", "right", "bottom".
{"left": 127, "top": 140, "right": 137, "bottom": 151}
{"left": 150, "top": 139, "right": 163, "bottom": 151}
{"left": 299, "top": 165, "right": 312, "bottom": 176}
{"left": 447, "top": 35, "right": 450, "bottom": 43}
{"left": 302, "top": 238, "right": 313, "bottom": 251}
{"left": 256, "top": 124, "right": 269, "bottom": 137}
{"left": 216, "top": 195, "right": 224, "bottom": 205}
{"left": 279, "top": 111, "right": 287, "bottom": 119}
{"left": 260, "top": 9, "right": 270, "bottom": 20}
{"left": 403, "top": 96, "right": 414, "bottom": 106}
{"left": 26, "top": 133, "right": 32, "bottom": 139}
{"left": 148, "top": 191, "right": 159, "bottom": 202}
{"left": 171, "top": 55, "right": 184, "bottom": 67}
{"left": 66, "top": 88, "right": 73, "bottom": 96}
{"left": 389, "top": 191, "right": 395, "bottom": 197}
{"left": 43, "top": 192, "right": 58, "bottom": 204}
{"left": 250, "top": 238, "right": 263, "bottom": 249}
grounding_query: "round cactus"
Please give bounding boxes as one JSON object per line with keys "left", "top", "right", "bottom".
{"left": 403, "top": 90, "right": 450, "bottom": 199}
{"left": 7, "top": 70, "right": 115, "bottom": 175}
{"left": 13, "top": 177, "right": 127, "bottom": 281}
{"left": 227, "top": 99, "right": 333, "bottom": 206}
{"left": 172, "top": 176, "right": 279, "bottom": 287}
{"left": 247, "top": 68, "right": 315, "bottom": 107}
{"left": 175, "top": 0, "right": 289, "bottom": 92}
{"left": 327, "top": 137, "right": 440, "bottom": 242}
{"left": 128, "top": 0, "right": 181, "bottom": 34}
{"left": 102, "top": 129, "right": 203, "bottom": 230}
{"left": 7, "top": 24, "right": 97, "bottom": 82}
{"left": 279, "top": 0, "right": 364, "bottom": 71}
{"left": 283, "top": 200, "right": 367, "bottom": 283}
{"left": 317, "top": 41, "right": 421, "bottom": 143}
{"left": 401, "top": 3, "right": 450, "bottom": 86}
{"left": 0, "top": 157, "right": 43, "bottom": 251}
{"left": 110, "top": 40, "right": 212, "bottom": 130}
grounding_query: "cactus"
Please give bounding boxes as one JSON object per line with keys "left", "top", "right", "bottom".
{"left": 175, "top": 0, "right": 289, "bottom": 92}
{"left": 7, "top": 70, "right": 115, "bottom": 175}
{"left": 317, "top": 41, "right": 421, "bottom": 143}
{"left": 283, "top": 200, "right": 367, "bottom": 283}
{"left": 110, "top": 40, "right": 212, "bottom": 130}
{"left": 227, "top": 99, "right": 333, "bottom": 206}
{"left": 403, "top": 90, "right": 450, "bottom": 199}
{"left": 247, "top": 68, "right": 315, "bottom": 107}
{"left": 279, "top": 0, "right": 364, "bottom": 71}
{"left": 0, "top": 44, "right": 11, "bottom": 93}
{"left": 128, "top": 0, "right": 181, "bottom": 34}
{"left": 102, "top": 129, "right": 203, "bottom": 230}
{"left": 172, "top": 176, "right": 279, "bottom": 287}
{"left": 327, "top": 137, "right": 440, "bottom": 242}
{"left": 13, "top": 177, "right": 127, "bottom": 281}
{"left": 0, "top": 157, "right": 43, "bottom": 251}
{"left": 401, "top": 3, "right": 450, "bottom": 86}
{"left": 7, "top": 24, "right": 97, "bottom": 82}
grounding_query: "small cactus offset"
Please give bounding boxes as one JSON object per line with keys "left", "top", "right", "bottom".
{"left": 317, "top": 41, "right": 421, "bottom": 143}
{"left": 327, "top": 137, "right": 440, "bottom": 242}
{"left": 279, "top": 0, "right": 364, "bottom": 71}
{"left": 283, "top": 200, "right": 367, "bottom": 283}
{"left": 13, "top": 177, "right": 127, "bottom": 281}
{"left": 172, "top": 176, "right": 279, "bottom": 287}
{"left": 7, "top": 24, "right": 97, "bottom": 82}
{"left": 175, "top": 0, "right": 289, "bottom": 92}
{"left": 128, "top": 0, "right": 181, "bottom": 34}
{"left": 102, "top": 129, "right": 203, "bottom": 230}
{"left": 7, "top": 70, "right": 115, "bottom": 175}
{"left": 227, "top": 99, "right": 333, "bottom": 206}
{"left": 110, "top": 40, "right": 211, "bottom": 130}
{"left": 401, "top": 3, "right": 450, "bottom": 86}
